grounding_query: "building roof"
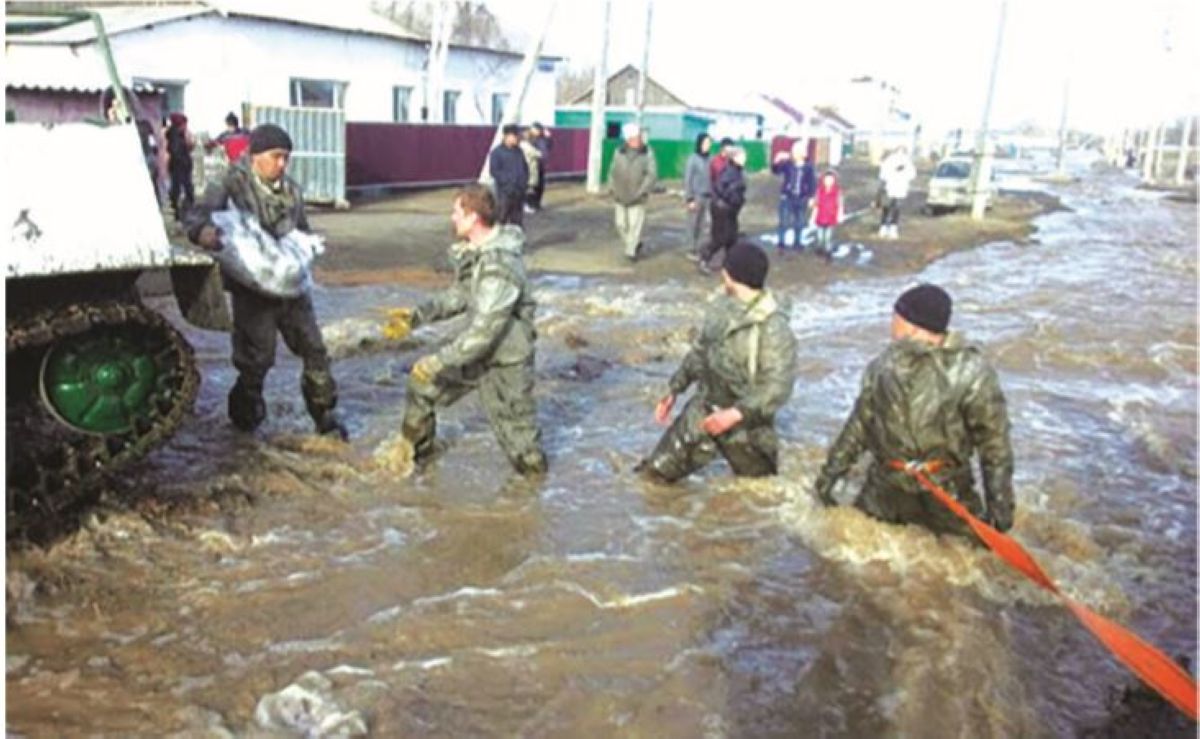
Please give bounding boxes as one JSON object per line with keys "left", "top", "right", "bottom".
{"left": 6, "top": 2, "right": 560, "bottom": 57}
{"left": 569, "top": 63, "right": 760, "bottom": 117}
{"left": 5, "top": 43, "right": 159, "bottom": 92}
{"left": 813, "top": 106, "right": 856, "bottom": 130}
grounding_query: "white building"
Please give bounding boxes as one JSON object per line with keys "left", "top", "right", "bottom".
{"left": 5, "top": 1, "right": 560, "bottom": 133}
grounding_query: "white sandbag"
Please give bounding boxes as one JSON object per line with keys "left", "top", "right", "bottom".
{"left": 209, "top": 207, "right": 325, "bottom": 298}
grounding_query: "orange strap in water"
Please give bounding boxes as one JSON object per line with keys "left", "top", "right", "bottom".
{"left": 888, "top": 459, "right": 1198, "bottom": 720}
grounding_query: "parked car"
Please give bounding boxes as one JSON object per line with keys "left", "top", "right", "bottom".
{"left": 924, "top": 156, "right": 996, "bottom": 214}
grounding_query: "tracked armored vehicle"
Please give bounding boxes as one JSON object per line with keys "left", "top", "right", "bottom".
{"left": 6, "top": 9, "right": 229, "bottom": 535}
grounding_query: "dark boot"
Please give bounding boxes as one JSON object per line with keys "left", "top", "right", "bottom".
{"left": 301, "top": 369, "right": 347, "bottom": 440}
{"left": 228, "top": 377, "right": 266, "bottom": 432}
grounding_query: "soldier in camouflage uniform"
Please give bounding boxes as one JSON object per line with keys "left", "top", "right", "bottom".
{"left": 814, "top": 284, "right": 1015, "bottom": 537}
{"left": 639, "top": 243, "right": 797, "bottom": 481}
{"left": 393, "top": 184, "right": 546, "bottom": 475}
{"left": 186, "top": 124, "right": 347, "bottom": 439}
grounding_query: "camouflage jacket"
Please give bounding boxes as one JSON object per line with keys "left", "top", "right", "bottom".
{"left": 414, "top": 225, "right": 536, "bottom": 370}
{"left": 815, "top": 333, "right": 1014, "bottom": 529}
{"left": 669, "top": 290, "right": 798, "bottom": 426}
{"left": 186, "top": 161, "right": 308, "bottom": 242}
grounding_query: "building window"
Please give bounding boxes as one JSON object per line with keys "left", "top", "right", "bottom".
{"left": 393, "top": 86, "right": 412, "bottom": 122}
{"left": 135, "top": 78, "right": 186, "bottom": 113}
{"left": 491, "top": 93, "right": 508, "bottom": 125}
{"left": 443, "top": 90, "right": 459, "bottom": 124}
{"left": 290, "top": 78, "right": 346, "bottom": 109}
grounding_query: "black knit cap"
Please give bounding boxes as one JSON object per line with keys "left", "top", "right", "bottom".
{"left": 249, "top": 123, "right": 293, "bottom": 154}
{"left": 502, "top": 123, "right": 521, "bottom": 136}
{"left": 723, "top": 242, "right": 769, "bottom": 289}
{"left": 894, "top": 283, "right": 952, "bottom": 334}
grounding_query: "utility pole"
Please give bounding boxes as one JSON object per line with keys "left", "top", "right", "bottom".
{"left": 478, "top": 0, "right": 559, "bottom": 183}
{"left": 424, "top": 0, "right": 452, "bottom": 123}
{"left": 585, "top": 0, "right": 612, "bottom": 194}
{"left": 1143, "top": 122, "right": 1163, "bottom": 182}
{"left": 1055, "top": 78, "right": 1069, "bottom": 174}
{"left": 636, "top": 0, "right": 654, "bottom": 129}
{"left": 971, "top": 0, "right": 1007, "bottom": 220}
{"left": 1176, "top": 115, "right": 1193, "bottom": 186}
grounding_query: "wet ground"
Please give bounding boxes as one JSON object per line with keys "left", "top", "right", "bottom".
{"left": 6, "top": 153, "right": 1197, "bottom": 737}
{"left": 309, "top": 159, "right": 1059, "bottom": 288}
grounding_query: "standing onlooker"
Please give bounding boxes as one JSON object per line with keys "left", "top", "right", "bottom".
{"left": 878, "top": 146, "right": 916, "bottom": 239}
{"left": 519, "top": 127, "right": 543, "bottom": 215}
{"left": 609, "top": 122, "right": 658, "bottom": 262}
{"left": 165, "top": 112, "right": 196, "bottom": 221}
{"left": 488, "top": 124, "right": 529, "bottom": 227}
{"left": 709, "top": 136, "right": 735, "bottom": 189}
{"left": 136, "top": 118, "right": 160, "bottom": 203}
{"left": 770, "top": 139, "right": 816, "bottom": 251}
{"left": 811, "top": 169, "right": 844, "bottom": 262}
{"left": 527, "top": 122, "right": 552, "bottom": 211}
{"left": 699, "top": 146, "right": 747, "bottom": 274}
{"left": 213, "top": 112, "right": 250, "bottom": 163}
{"left": 683, "top": 133, "right": 713, "bottom": 261}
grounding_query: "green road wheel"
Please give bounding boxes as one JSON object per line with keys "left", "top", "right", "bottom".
{"left": 39, "top": 331, "right": 173, "bottom": 435}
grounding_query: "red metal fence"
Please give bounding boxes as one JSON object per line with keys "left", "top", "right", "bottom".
{"left": 346, "top": 123, "right": 589, "bottom": 191}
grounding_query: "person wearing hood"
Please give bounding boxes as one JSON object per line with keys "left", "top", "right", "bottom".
{"left": 771, "top": 140, "right": 817, "bottom": 250}
{"left": 683, "top": 133, "right": 713, "bottom": 260}
{"left": 810, "top": 169, "right": 844, "bottom": 261}
{"left": 165, "top": 111, "right": 196, "bottom": 220}
{"left": 609, "top": 122, "right": 658, "bottom": 261}
{"left": 186, "top": 123, "right": 348, "bottom": 440}
{"left": 699, "top": 146, "right": 747, "bottom": 274}
{"left": 813, "top": 284, "right": 1015, "bottom": 538}
{"left": 638, "top": 242, "right": 798, "bottom": 482}
{"left": 489, "top": 124, "right": 530, "bottom": 227}
{"left": 393, "top": 184, "right": 547, "bottom": 476}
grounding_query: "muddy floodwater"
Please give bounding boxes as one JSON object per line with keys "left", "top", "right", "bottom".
{"left": 6, "top": 159, "right": 1197, "bottom": 737}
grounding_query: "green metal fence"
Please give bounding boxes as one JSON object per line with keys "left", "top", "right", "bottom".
{"left": 599, "top": 138, "right": 767, "bottom": 183}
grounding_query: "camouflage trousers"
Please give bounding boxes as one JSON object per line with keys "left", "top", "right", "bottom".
{"left": 227, "top": 284, "right": 338, "bottom": 431}
{"left": 639, "top": 396, "right": 779, "bottom": 482}
{"left": 402, "top": 360, "right": 546, "bottom": 475}
{"left": 853, "top": 466, "right": 984, "bottom": 540}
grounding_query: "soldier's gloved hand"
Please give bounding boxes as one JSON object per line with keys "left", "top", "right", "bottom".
{"left": 410, "top": 354, "right": 443, "bottom": 385}
{"left": 382, "top": 307, "right": 416, "bottom": 341}
{"left": 654, "top": 394, "right": 675, "bottom": 426}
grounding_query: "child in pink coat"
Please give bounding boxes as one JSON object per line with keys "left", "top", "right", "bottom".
{"left": 810, "top": 170, "right": 843, "bottom": 261}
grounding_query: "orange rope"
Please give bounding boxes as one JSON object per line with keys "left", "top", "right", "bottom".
{"left": 887, "top": 459, "right": 1197, "bottom": 721}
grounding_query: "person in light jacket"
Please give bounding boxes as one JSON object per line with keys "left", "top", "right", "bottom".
{"left": 609, "top": 122, "right": 658, "bottom": 262}
{"left": 683, "top": 133, "right": 713, "bottom": 261}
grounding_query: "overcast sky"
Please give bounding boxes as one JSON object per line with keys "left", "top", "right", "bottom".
{"left": 482, "top": 0, "right": 1197, "bottom": 133}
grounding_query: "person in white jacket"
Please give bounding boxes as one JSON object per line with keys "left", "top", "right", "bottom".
{"left": 878, "top": 147, "right": 916, "bottom": 239}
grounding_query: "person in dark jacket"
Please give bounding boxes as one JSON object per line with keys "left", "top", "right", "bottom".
{"left": 814, "top": 284, "right": 1015, "bottom": 538}
{"left": 683, "top": 133, "right": 713, "bottom": 260}
{"left": 527, "top": 122, "right": 552, "bottom": 211}
{"left": 708, "top": 137, "right": 735, "bottom": 189}
{"left": 165, "top": 112, "right": 195, "bottom": 221}
{"left": 699, "top": 146, "right": 747, "bottom": 273}
{"left": 639, "top": 242, "right": 797, "bottom": 481}
{"left": 488, "top": 124, "right": 529, "bottom": 227}
{"left": 770, "top": 140, "right": 816, "bottom": 251}
{"left": 185, "top": 123, "right": 347, "bottom": 440}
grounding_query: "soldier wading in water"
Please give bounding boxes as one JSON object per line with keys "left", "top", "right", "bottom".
{"left": 639, "top": 242, "right": 798, "bottom": 481}
{"left": 187, "top": 123, "right": 347, "bottom": 440}
{"left": 386, "top": 184, "right": 547, "bottom": 476}
{"left": 814, "top": 284, "right": 1015, "bottom": 537}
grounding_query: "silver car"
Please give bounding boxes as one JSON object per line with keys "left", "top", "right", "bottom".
{"left": 924, "top": 156, "right": 995, "bottom": 213}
